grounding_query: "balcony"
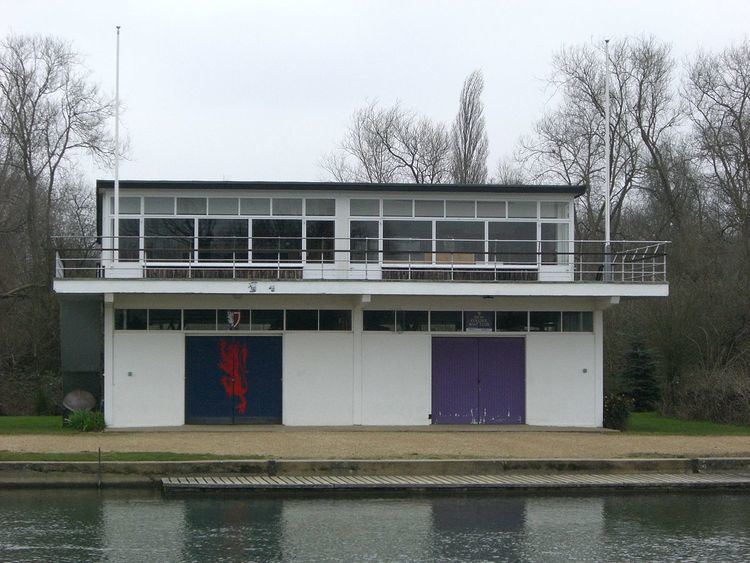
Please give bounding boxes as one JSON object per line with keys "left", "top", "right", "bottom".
{"left": 53, "top": 236, "right": 668, "bottom": 284}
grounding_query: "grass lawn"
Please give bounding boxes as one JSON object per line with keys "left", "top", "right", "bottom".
{"left": 0, "top": 416, "right": 70, "bottom": 434}
{"left": 627, "top": 412, "right": 750, "bottom": 436}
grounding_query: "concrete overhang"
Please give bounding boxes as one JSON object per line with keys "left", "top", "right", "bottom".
{"left": 53, "top": 279, "right": 669, "bottom": 299}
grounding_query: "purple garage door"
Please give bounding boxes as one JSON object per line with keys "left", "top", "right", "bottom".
{"left": 432, "top": 337, "right": 525, "bottom": 424}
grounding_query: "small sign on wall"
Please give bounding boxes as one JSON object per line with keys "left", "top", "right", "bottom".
{"left": 464, "top": 311, "right": 494, "bottom": 332}
{"left": 226, "top": 311, "right": 242, "bottom": 330}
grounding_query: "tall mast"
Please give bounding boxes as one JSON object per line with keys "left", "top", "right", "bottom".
{"left": 113, "top": 25, "right": 121, "bottom": 261}
{"left": 604, "top": 38, "right": 611, "bottom": 279}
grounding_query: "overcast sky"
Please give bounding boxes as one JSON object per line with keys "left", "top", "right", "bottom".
{"left": 5, "top": 0, "right": 750, "bottom": 183}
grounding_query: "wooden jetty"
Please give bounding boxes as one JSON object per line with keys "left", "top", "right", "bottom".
{"left": 162, "top": 472, "right": 750, "bottom": 492}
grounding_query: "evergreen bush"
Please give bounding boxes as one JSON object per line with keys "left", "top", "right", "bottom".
{"left": 622, "top": 340, "right": 660, "bottom": 411}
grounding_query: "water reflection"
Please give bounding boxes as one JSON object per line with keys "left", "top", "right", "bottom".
{"left": 0, "top": 490, "right": 749, "bottom": 562}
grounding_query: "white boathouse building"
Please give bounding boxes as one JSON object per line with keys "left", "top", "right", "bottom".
{"left": 53, "top": 180, "right": 668, "bottom": 428}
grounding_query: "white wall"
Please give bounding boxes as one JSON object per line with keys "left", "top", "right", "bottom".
{"left": 107, "top": 294, "right": 604, "bottom": 427}
{"left": 362, "top": 333, "right": 431, "bottom": 425}
{"left": 111, "top": 332, "right": 185, "bottom": 427}
{"left": 525, "top": 333, "right": 598, "bottom": 426}
{"left": 283, "top": 333, "right": 355, "bottom": 425}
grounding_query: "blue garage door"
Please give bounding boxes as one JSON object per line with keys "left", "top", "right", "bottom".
{"left": 185, "top": 336, "right": 282, "bottom": 424}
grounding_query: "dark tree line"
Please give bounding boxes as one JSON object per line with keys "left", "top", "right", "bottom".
{"left": 0, "top": 35, "right": 113, "bottom": 414}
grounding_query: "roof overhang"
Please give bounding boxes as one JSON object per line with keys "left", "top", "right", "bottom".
{"left": 96, "top": 180, "right": 588, "bottom": 198}
{"left": 54, "top": 279, "right": 668, "bottom": 299}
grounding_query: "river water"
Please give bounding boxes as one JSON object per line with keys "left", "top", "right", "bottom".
{"left": 0, "top": 489, "right": 748, "bottom": 561}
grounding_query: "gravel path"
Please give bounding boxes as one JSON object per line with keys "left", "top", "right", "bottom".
{"left": 2, "top": 430, "right": 750, "bottom": 459}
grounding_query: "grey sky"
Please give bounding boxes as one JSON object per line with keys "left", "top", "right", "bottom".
{"left": 5, "top": 0, "right": 750, "bottom": 183}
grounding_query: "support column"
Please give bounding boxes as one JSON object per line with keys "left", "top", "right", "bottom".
{"left": 103, "top": 293, "right": 115, "bottom": 426}
{"left": 351, "top": 295, "right": 368, "bottom": 425}
{"left": 593, "top": 309, "right": 604, "bottom": 427}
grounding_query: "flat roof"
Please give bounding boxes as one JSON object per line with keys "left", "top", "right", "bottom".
{"left": 96, "top": 179, "right": 587, "bottom": 197}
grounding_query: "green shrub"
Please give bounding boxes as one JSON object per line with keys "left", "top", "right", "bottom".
{"left": 604, "top": 393, "right": 634, "bottom": 430}
{"left": 622, "top": 340, "right": 660, "bottom": 411}
{"left": 66, "top": 410, "right": 105, "bottom": 432}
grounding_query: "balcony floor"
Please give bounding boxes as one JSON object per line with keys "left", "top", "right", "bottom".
{"left": 53, "top": 277, "right": 669, "bottom": 298}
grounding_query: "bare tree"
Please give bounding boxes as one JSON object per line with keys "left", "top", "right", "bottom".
{"left": 493, "top": 156, "right": 526, "bottom": 184}
{"left": 451, "top": 70, "right": 489, "bottom": 184}
{"left": 686, "top": 40, "right": 750, "bottom": 242}
{"left": 518, "top": 38, "right": 684, "bottom": 240}
{"left": 0, "top": 34, "right": 114, "bottom": 283}
{"left": 322, "top": 101, "right": 451, "bottom": 184}
{"left": 626, "top": 38, "right": 686, "bottom": 233}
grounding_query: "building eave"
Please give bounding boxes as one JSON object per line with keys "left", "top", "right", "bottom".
{"left": 53, "top": 279, "right": 668, "bottom": 299}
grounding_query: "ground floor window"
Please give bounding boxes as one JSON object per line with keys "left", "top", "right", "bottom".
{"left": 114, "top": 308, "right": 352, "bottom": 332}
{"left": 360, "top": 310, "right": 595, "bottom": 333}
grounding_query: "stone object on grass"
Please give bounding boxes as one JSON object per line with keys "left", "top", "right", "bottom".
{"left": 62, "top": 389, "right": 96, "bottom": 412}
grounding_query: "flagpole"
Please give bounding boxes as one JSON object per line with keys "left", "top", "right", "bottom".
{"left": 604, "top": 38, "right": 611, "bottom": 280}
{"left": 113, "top": 25, "right": 121, "bottom": 262}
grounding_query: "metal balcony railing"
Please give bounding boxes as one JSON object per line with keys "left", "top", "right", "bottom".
{"left": 52, "top": 236, "right": 669, "bottom": 283}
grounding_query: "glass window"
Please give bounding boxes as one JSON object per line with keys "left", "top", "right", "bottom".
{"left": 488, "top": 222, "right": 537, "bottom": 264}
{"left": 208, "top": 198, "right": 238, "bottom": 215}
{"left": 126, "top": 309, "right": 148, "bottom": 330}
{"left": 383, "top": 199, "right": 413, "bottom": 217}
{"left": 446, "top": 200, "right": 475, "bottom": 218}
{"left": 477, "top": 201, "right": 506, "bottom": 218}
{"left": 430, "top": 311, "right": 462, "bottom": 332}
{"left": 273, "top": 198, "right": 302, "bottom": 216}
{"left": 497, "top": 311, "right": 528, "bottom": 332}
{"left": 176, "top": 198, "right": 207, "bottom": 215}
{"left": 286, "top": 309, "right": 318, "bottom": 330}
{"left": 541, "top": 201, "right": 570, "bottom": 219}
{"left": 415, "top": 200, "right": 444, "bottom": 217}
{"left": 198, "top": 219, "right": 248, "bottom": 262}
{"left": 306, "top": 199, "right": 335, "bottom": 216}
{"left": 110, "top": 196, "right": 141, "bottom": 214}
{"left": 319, "top": 310, "right": 352, "bottom": 331}
{"left": 562, "top": 311, "right": 594, "bottom": 332}
{"left": 363, "top": 310, "right": 395, "bottom": 331}
{"left": 582, "top": 311, "right": 594, "bottom": 332}
{"left": 114, "top": 309, "right": 125, "bottom": 330}
{"left": 251, "top": 310, "right": 283, "bottom": 331}
{"left": 350, "top": 221, "right": 379, "bottom": 263}
{"left": 436, "top": 221, "right": 485, "bottom": 263}
{"left": 530, "top": 311, "right": 561, "bottom": 332}
{"left": 240, "top": 198, "right": 271, "bottom": 216}
{"left": 252, "top": 219, "right": 302, "bottom": 262}
{"left": 463, "top": 311, "right": 494, "bottom": 332}
{"left": 118, "top": 219, "right": 140, "bottom": 262}
{"left": 218, "top": 309, "right": 250, "bottom": 331}
{"left": 306, "top": 221, "right": 335, "bottom": 263}
{"left": 144, "top": 218, "right": 194, "bottom": 261}
{"left": 508, "top": 201, "right": 537, "bottom": 218}
{"left": 350, "top": 199, "right": 380, "bottom": 216}
{"left": 183, "top": 309, "right": 217, "bottom": 331}
{"left": 382, "top": 221, "right": 431, "bottom": 262}
{"left": 396, "top": 310, "right": 429, "bottom": 332}
{"left": 148, "top": 309, "right": 181, "bottom": 330}
{"left": 541, "top": 223, "right": 569, "bottom": 265}
{"left": 144, "top": 197, "right": 174, "bottom": 215}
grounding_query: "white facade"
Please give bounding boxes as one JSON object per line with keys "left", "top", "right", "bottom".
{"left": 55, "top": 180, "right": 669, "bottom": 428}
{"left": 103, "top": 294, "right": 605, "bottom": 428}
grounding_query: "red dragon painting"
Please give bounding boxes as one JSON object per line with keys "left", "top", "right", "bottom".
{"left": 217, "top": 339, "right": 249, "bottom": 415}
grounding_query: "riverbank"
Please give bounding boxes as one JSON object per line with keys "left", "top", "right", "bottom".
{"left": 2, "top": 429, "right": 750, "bottom": 460}
{"left": 2, "top": 456, "right": 750, "bottom": 490}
